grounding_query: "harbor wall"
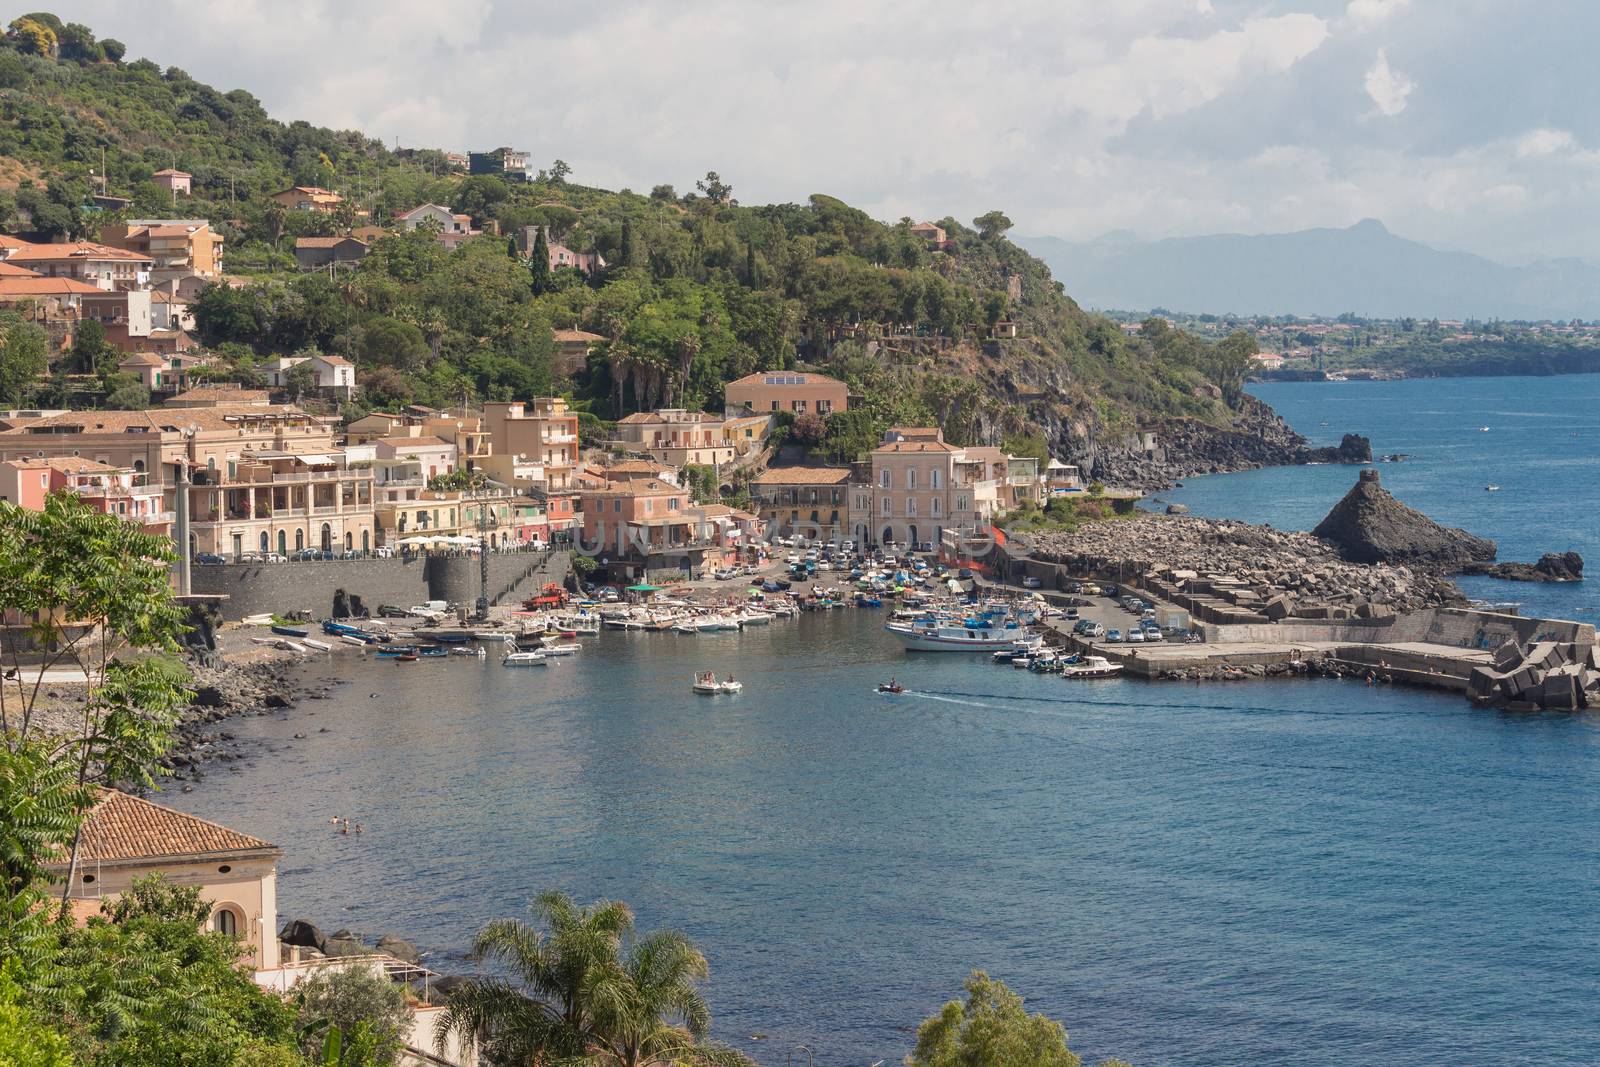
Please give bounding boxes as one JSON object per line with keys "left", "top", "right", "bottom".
{"left": 191, "top": 551, "right": 570, "bottom": 620}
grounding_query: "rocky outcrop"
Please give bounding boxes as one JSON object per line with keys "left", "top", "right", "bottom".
{"left": 1467, "top": 638, "right": 1600, "bottom": 710}
{"left": 1296, "top": 433, "right": 1372, "bottom": 465}
{"left": 1026, "top": 511, "right": 1466, "bottom": 617}
{"left": 1460, "top": 552, "right": 1584, "bottom": 583}
{"left": 1313, "top": 469, "right": 1496, "bottom": 569}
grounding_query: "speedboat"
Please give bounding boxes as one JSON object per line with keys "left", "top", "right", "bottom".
{"left": 502, "top": 650, "right": 550, "bottom": 667}
{"left": 720, "top": 677, "right": 743, "bottom": 693}
{"left": 1484, "top": 485, "right": 1500, "bottom": 492}
{"left": 877, "top": 682, "right": 905, "bottom": 694}
{"left": 693, "top": 670, "right": 723, "bottom": 694}
{"left": 1061, "top": 655, "right": 1123, "bottom": 679}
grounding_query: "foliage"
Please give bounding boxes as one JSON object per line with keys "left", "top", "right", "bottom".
{"left": 43, "top": 876, "right": 301, "bottom": 1066}
{"left": 681, "top": 464, "right": 719, "bottom": 504}
{"left": 0, "top": 494, "right": 191, "bottom": 966}
{"left": 294, "top": 965, "right": 410, "bottom": 1067}
{"left": 0, "top": 312, "right": 48, "bottom": 407}
{"left": 426, "top": 468, "right": 489, "bottom": 492}
{"left": 435, "top": 890, "right": 754, "bottom": 1067}
{"left": 0, "top": 962, "right": 73, "bottom": 1067}
{"left": 908, "top": 971, "right": 1085, "bottom": 1067}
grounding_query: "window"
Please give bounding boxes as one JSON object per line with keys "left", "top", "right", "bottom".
{"left": 879, "top": 469, "right": 890, "bottom": 489}
{"left": 906, "top": 469, "right": 917, "bottom": 490}
{"left": 668, "top": 498, "right": 680, "bottom": 510}
{"left": 906, "top": 498, "right": 917, "bottom": 516}
{"left": 880, "top": 497, "right": 891, "bottom": 516}
{"left": 791, "top": 400, "right": 807, "bottom": 412}
{"left": 213, "top": 908, "right": 237, "bottom": 936}
{"left": 931, "top": 469, "right": 941, "bottom": 490}
{"left": 930, "top": 496, "right": 941, "bottom": 517}
{"left": 614, "top": 499, "right": 622, "bottom": 513}
{"left": 957, "top": 494, "right": 969, "bottom": 511}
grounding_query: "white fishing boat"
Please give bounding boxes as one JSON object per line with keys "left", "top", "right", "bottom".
{"left": 738, "top": 610, "right": 773, "bottom": 625}
{"left": 340, "top": 635, "right": 368, "bottom": 647}
{"left": 1061, "top": 655, "right": 1123, "bottom": 679}
{"left": 697, "top": 615, "right": 741, "bottom": 632}
{"left": 673, "top": 619, "right": 702, "bottom": 634}
{"left": 885, "top": 618, "right": 1025, "bottom": 652}
{"left": 502, "top": 650, "right": 550, "bottom": 667}
{"left": 473, "top": 630, "right": 515, "bottom": 642}
{"left": 302, "top": 637, "right": 333, "bottom": 652}
{"left": 554, "top": 615, "right": 600, "bottom": 636}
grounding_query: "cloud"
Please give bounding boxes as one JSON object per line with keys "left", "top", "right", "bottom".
{"left": 1344, "top": 0, "right": 1411, "bottom": 29}
{"left": 39, "top": 0, "right": 1600, "bottom": 261}
{"left": 1364, "top": 48, "right": 1415, "bottom": 116}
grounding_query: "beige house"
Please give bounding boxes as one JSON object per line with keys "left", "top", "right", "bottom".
{"left": 724, "top": 371, "right": 848, "bottom": 416}
{"left": 749, "top": 465, "right": 856, "bottom": 541}
{"left": 269, "top": 186, "right": 344, "bottom": 213}
{"left": 151, "top": 168, "right": 192, "bottom": 196}
{"left": 48, "top": 789, "right": 283, "bottom": 971}
{"left": 482, "top": 398, "right": 579, "bottom": 491}
{"left": 869, "top": 428, "right": 973, "bottom": 548}
{"left": 614, "top": 409, "right": 733, "bottom": 468}
{"left": 5, "top": 241, "right": 152, "bottom": 290}
{"left": 100, "top": 220, "right": 224, "bottom": 282}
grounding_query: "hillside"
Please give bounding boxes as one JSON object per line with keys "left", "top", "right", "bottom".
{"left": 0, "top": 13, "right": 1296, "bottom": 481}
{"left": 1019, "top": 220, "right": 1600, "bottom": 321}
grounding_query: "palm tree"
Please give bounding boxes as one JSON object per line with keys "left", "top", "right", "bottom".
{"left": 435, "top": 891, "right": 753, "bottom": 1067}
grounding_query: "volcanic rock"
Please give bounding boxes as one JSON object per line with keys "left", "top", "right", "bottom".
{"left": 1460, "top": 551, "right": 1584, "bottom": 583}
{"left": 279, "top": 918, "right": 325, "bottom": 951}
{"left": 1312, "top": 469, "right": 1496, "bottom": 569}
{"left": 1296, "top": 433, "right": 1373, "bottom": 465}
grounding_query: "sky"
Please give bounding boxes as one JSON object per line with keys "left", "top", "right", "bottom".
{"left": 49, "top": 0, "right": 1600, "bottom": 264}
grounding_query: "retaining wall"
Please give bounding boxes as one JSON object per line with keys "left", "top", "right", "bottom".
{"left": 192, "top": 551, "right": 571, "bottom": 620}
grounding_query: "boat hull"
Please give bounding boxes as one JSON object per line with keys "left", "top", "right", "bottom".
{"left": 885, "top": 623, "right": 1022, "bottom": 652}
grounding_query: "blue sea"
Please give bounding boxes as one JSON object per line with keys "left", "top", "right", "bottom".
{"left": 168, "top": 376, "right": 1600, "bottom": 1066}
{"left": 1159, "top": 374, "right": 1600, "bottom": 622}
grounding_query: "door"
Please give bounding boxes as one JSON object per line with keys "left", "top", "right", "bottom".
{"left": 230, "top": 533, "right": 242, "bottom": 559}
{"left": 320, "top": 523, "right": 332, "bottom": 553}
{"left": 277, "top": 530, "right": 287, "bottom": 556}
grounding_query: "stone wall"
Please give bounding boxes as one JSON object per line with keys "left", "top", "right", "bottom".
{"left": 192, "top": 551, "right": 571, "bottom": 620}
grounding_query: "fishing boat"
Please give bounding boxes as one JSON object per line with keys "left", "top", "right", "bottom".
{"left": 1061, "top": 655, "right": 1123, "bottom": 679}
{"left": 270, "top": 624, "right": 309, "bottom": 638}
{"left": 885, "top": 616, "right": 1025, "bottom": 653}
{"left": 375, "top": 644, "right": 418, "bottom": 658}
{"left": 473, "top": 630, "right": 515, "bottom": 642}
{"left": 416, "top": 645, "right": 448, "bottom": 658}
{"left": 451, "top": 646, "right": 487, "bottom": 657}
{"left": 302, "top": 637, "right": 333, "bottom": 652}
{"left": 877, "top": 682, "right": 904, "bottom": 694}
{"left": 395, "top": 653, "right": 418, "bottom": 663}
{"left": 502, "top": 650, "right": 550, "bottom": 667}
{"left": 340, "top": 635, "right": 368, "bottom": 647}
{"left": 539, "top": 642, "right": 580, "bottom": 656}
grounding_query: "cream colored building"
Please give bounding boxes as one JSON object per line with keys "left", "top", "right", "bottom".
{"left": 482, "top": 398, "right": 578, "bottom": 491}
{"left": 614, "top": 409, "right": 734, "bottom": 468}
{"left": 869, "top": 428, "right": 979, "bottom": 547}
{"left": 48, "top": 789, "right": 283, "bottom": 971}
{"left": 724, "top": 370, "right": 848, "bottom": 415}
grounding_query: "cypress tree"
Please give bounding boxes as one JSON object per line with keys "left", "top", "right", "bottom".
{"left": 530, "top": 227, "right": 553, "bottom": 295}
{"left": 745, "top": 242, "right": 758, "bottom": 288}
{"left": 619, "top": 218, "right": 637, "bottom": 268}
{"left": 506, "top": 235, "right": 518, "bottom": 259}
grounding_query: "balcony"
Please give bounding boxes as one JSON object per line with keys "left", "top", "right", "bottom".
{"left": 542, "top": 433, "right": 577, "bottom": 444}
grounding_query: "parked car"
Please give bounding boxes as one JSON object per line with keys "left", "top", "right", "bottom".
{"left": 714, "top": 568, "right": 736, "bottom": 580}
{"left": 373, "top": 546, "right": 396, "bottom": 558}
{"left": 1106, "top": 629, "right": 1123, "bottom": 643}
{"left": 917, "top": 541, "right": 934, "bottom": 553}
{"left": 237, "top": 551, "right": 266, "bottom": 564}
{"left": 377, "top": 604, "right": 413, "bottom": 618}
{"left": 194, "top": 552, "right": 226, "bottom": 565}
{"left": 1066, "top": 608, "right": 1080, "bottom": 620}
{"left": 1022, "top": 576, "right": 1042, "bottom": 589}
{"left": 1125, "top": 628, "right": 1145, "bottom": 643}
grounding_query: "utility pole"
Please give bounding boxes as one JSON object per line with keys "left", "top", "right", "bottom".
{"left": 476, "top": 490, "right": 491, "bottom": 620}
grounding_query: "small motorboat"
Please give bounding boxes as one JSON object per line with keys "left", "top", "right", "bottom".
{"left": 503, "top": 650, "right": 549, "bottom": 667}
{"left": 1484, "top": 485, "right": 1500, "bottom": 492}
{"left": 395, "top": 653, "right": 418, "bottom": 663}
{"left": 451, "top": 646, "right": 487, "bottom": 657}
{"left": 877, "top": 682, "right": 905, "bottom": 694}
{"left": 720, "top": 677, "right": 743, "bottom": 694}
{"left": 473, "top": 630, "right": 515, "bottom": 642}
{"left": 375, "top": 644, "right": 418, "bottom": 657}
{"left": 1061, "top": 655, "right": 1123, "bottom": 679}
{"left": 416, "top": 645, "right": 448, "bottom": 658}
{"left": 539, "top": 642, "right": 580, "bottom": 656}
{"left": 270, "top": 624, "right": 309, "bottom": 638}
{"left": 693, "top": 670, "right": 723, "bottom": 694}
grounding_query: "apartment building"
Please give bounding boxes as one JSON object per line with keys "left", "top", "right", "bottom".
{"left": 0, "top": 456, "right": 170, "bottom": 532}
{"left": 100, "top": 220, "right": 224, "bottom": 282}
{"left": 748, "top": 466, "right": 857, "bottom": 541}
{"left": 724, "top": 371, "right": 848, "bottom": 415}
{"left": 614, "top": 409, "right": 734, "bottom": 468}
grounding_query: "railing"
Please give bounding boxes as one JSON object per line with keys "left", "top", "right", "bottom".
{"left": 311, "top": 504, "right": 338, "bottom": 515}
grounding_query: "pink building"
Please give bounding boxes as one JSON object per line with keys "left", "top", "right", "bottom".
{"left": 724, "top": 371, "right": 848, "bottom": 416}
{"left": 0, "top": 456, "right": 170, "bottom": 532}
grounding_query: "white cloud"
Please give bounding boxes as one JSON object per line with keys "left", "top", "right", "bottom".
{"left": 1515, "top": 128, "right": 1575, "bottom": 158}
{"left": 1364, "top": 48, "right": 1415, "bottom": 116}
{"left": 1345, "top": 0, "right": 1411, "bottom": 29}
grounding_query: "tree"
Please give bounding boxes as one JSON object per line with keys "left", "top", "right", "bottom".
{"left": 529, "top": 227, "right": 554, "bottom": 296}
{"left": 356, "top": 316, "right": 429, "bottom": 372}
{"left": 295, "top": 965, "right": 410, "bottom": 1067}
{"left": 7, "top": 16, "right": 57, "bottom": 57}
{"left": 0, "top": 963, "right": 72, "bottom": 1067}
{"left": 435, "top": 890, "right": 754, "bottom": 1067}
{"left": 548, "top": 159, "right": 572, "bottom": 184}
{"left": 681, "top": 464, "right": 718, "bottom": 504}
{"left": 619, "top": 218, "right": 639, "bottom": 268}
{"left": 99, "top": 36, "right": 125, "bottom": 62}
{"left": 650, "top": 184, "right": 677, "bottom": 202}
{"left": 973, "top": 211, "right": 1014, "bottom": 241}
{"left": 70, "top": 318, "right": 111, "bottom": 375}
{"left": 101, "top": 372, "right": 150, "bottom": 410}
{"left": 696, "top": 171, "right": 733, "bottom": 206}
{"left": 1003, "top": 432, "right": 1050, "bottom": 468}
{"left": 43, "top": 876, "right": 300, "bottom": 1065}
{"left": 0, "top": 494, "right": 191, "bottom": 941}
{"left": 908, "top": 971, "right": 1087, "bottom": 1067}
{"left": 790, "top": 411, "right": 825, "bottom": 447}
{"left": 0, "top": 313, "right": 47, "bottom": 406}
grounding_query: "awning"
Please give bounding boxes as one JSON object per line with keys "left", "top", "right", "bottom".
{"left": 289, "top": 453, "right": 337, "bottom": 465}
{"left": 626, "top": 584, "right": 661, "bottom": 592}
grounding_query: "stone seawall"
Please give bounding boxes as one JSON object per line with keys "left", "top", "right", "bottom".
{"left": 192, "top": 551, "right": 570, "bottom": 620}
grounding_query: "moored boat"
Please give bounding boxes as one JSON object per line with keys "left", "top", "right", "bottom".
{"left": 270, "top": 624, "right": 309, "bottom": 638}
{"left": 1061, "top": 655, "right": 1123, "bottom": 679}
{"left": 502, "top": 650, "right": 550, "bottom": 667}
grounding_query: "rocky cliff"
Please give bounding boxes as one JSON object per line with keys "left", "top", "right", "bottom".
{"left": 1312, "top": 469, "right": 1496, "bottom": 569}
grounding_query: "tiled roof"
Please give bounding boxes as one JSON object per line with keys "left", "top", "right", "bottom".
{"left": 553, "top": 328, "right": 605, "bottom": 343}
{"left": 750, "top": 466, "right": 854, "bottom": 485}
{"left": 117, "top": 352, "right": 166, "bottom": 366}
{"left": 5, "top": 455, "right": 119, "bottom": 473}
{"left": 314, "top": 355, "right": 354, "bottom": 367}
{"left": 374, "top": 435, "right": 452, "bottom": 449}
{"left": 47, "top": 789, "right": 279, "bottom": 868}
{"left": 163, "top": 386, "right": 267, "bottom": 406}
{"left": 0, "top": 261, "right": 40, "bottom": 277}
{"left": 152, "top": 168, "right": 191, "bottom": 177}
{"left": 0, "top": 404, "right": 308, "bottom": 436}
{"left": 8, "top": 242, "right": 151, "bottom": 263}
{"left": 874, "top": 438, "right": 957, "bottom": 454}
{"left": 295, "top": 236, "right": 366, "bottom": 249}
{"left": 615, "top": 412, "right": 657, "bottom": 424}
{"left": 0, "top": 277, "right": 106, "bottom": 296}
{"left": 726, "top": 370, "right": 844, "bottom": 388}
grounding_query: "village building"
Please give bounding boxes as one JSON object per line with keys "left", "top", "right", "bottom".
{"left": 294, "top": 236, "right": 368, "bottom": 271}
{"left": 614, "top": 409, "right": 734, "bottom": 468}
{"left": 749, "top": 465, "right": 857, "bottom": 541}
{"left": 724, "top": 370, "right": 848, "bottom": 416}
{"left": 552, "top": 327, "right": 604, "bottom": 373}
{"left": 0, "top": 456, "right": 170, "bottom": 532}
{"left": 513, "top": 226, "right": 605, "bottom": 275}
{"left": 151, "top": 167, "right": 192, "bottom": 196}
{"left": 4, "top": 240, "right": 152, "bottom": 290}
{"left": 268, "top": 185, "right": 344, "bottom": 213}
{"left": 869, "top": 427, "right": 974, "bottom": 549}
{"left": 468, "top": 147, "right": 530, "bottom": 180}
{"left": 393, "top": 204, "right": 479, "bottom": 249}
{"left": 100, "top": 220, "right": 224, "bottom": 282}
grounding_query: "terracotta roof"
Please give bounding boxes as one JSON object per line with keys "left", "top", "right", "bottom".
{"left": 314, "top": 355, "right": 354, "bottom": 367}
{"left": 0, "top": 261, "right": 40, "bottom": 277}
{"left": 152, "top": 168, "right": 191, "bottom": 177}
{"left": 375, "top": 435, "right": 452, "bottom": 449}
{"left": 726, "top": 370, "right": 845, "bottom": 388}
{"left": 959, "top": 446, "right": 1007, "bottom": 465}
{"left": 615, "top": 412, "right": 657, "bottom": 424}
{"left": 5, "top": 455, "right": 120, "bottom": 474}
{"left": 0, "top": 277, "right": 106, "bottom": 296}
{"left": 553, "top": 328, "right": 605, "bottom": 343}
{"left": 118, "top": 352, "right": 166, "bottom": 367}
{"left": 162, "top": 387, "right": 271, "bottom": 406}
{"left": 0, "top": 404, "right": 308, "bottom": 436}
{"left": 8, "top": 242, "right": 151, "bottom": 263}
{"left": 750, "top": 466, "right": 854, "bottom": 485}
{"left": 874, "top": 439, "right": 957, "bottom": 454}
{"left": 584, "top": 478, "right": 680, "bottom": 497}
{"left": 601, "top": 459, "right": 671, "bottom": 477}
{"left": 46, "top": 789, "right": 279, "bottom": 869}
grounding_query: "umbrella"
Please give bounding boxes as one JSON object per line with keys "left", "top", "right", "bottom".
{"left": 626, "top": 583, "right": 661, "bottom": 592}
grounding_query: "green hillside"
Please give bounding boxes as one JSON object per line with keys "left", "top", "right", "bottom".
{"left": 0, "top": 12, "right": 1264, "bottom": 463}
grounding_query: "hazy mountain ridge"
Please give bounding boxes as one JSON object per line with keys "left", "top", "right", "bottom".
{"left": 1018, "top": 220, "right": 1600, "bottom": 321}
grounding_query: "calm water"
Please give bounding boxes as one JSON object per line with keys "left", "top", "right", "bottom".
{"left": 1159, "top": 374, "right": 1600, "bottom": 622}
{"left": 171, "top": 610, "right": 1600, "bottom": 1066}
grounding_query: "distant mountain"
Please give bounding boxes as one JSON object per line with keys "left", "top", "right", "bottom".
{"left": 1017, "top": 220, "right": 1600, "bottom": 321}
